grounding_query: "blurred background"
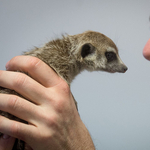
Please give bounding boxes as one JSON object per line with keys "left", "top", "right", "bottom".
{"left": 0, "top": 0, "right": 150, "bottom": 149}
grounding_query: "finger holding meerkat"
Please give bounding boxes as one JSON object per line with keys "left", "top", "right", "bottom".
{"left": 5, "top": 56, "right": 62, "bottom": 87}
{"left": 0, "top": 70, "right": 47, "bottom": 105}
{"left": 0, "top": 94, "right": 40, "bottom": 124}
{"left": 0, "top": 115, "right": 36, "bottom": 145}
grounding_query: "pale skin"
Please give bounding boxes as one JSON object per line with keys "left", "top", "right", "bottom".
{"left": 0, "top": 56, "right": 95, "bottom": 150}
{"left": 143, "top": 39, "right": 150, "bottom": 61}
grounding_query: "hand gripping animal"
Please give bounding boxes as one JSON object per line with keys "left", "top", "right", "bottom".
{"left": 0, "top": 31, "right": 127, "bottom": 149}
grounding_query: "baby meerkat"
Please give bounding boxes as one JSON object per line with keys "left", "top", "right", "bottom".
{"left": 0, "top": 31, "right": 127, "bottom": 150}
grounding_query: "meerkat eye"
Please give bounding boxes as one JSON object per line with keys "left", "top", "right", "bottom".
{"left": 105, "top": 52, "right": 117, "bottom": 62}
{"left": 81, "top": 43, "right": 95, "bottom": 58}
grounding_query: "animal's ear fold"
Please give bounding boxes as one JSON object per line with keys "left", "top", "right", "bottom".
{"left": 81, "top": 43, "right": 95, "bottom": 58}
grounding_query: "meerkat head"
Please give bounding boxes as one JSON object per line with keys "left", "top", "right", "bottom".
{"left": 73, "top": 31, "right": 128, "bottom": 73}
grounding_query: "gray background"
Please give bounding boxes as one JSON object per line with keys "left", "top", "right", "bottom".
{"left": 0, "top": 0, "right": 150, "bottom": 150}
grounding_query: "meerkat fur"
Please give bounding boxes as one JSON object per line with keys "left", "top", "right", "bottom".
{"left": 0, "top": 31, "right": 127, "bottom": 150}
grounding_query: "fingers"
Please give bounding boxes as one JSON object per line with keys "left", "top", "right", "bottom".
{"left": 0, "top": 115, "right": 36, "bottom": 144}
{"left": 0, "top": 70, "right": 48, "bottom": 105}
{"left": 143, "top": 39, "right": 150, "bottom": 61}
{"left": 0, "top": 94, "right": 40, "bottom": 124}
{"left": 6, "top": 56, "right": 62, "bottom": 87}
{"left": 0, "top": 135, "right": 15, "bottom": 150}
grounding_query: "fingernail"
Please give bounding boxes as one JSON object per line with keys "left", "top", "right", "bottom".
{"left": 2, "top": 134, "right": 10, "bottom": 139}
{"left": 5, "top": 61, "right": 10, "bottom": 70}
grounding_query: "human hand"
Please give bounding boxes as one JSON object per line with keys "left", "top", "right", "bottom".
{"left": 0, "top": 56, "right": 95, "bottom": 150}
{"left": 0, "top": 135, "right": 15, "bottom": 150}
{"left": 143, "top": 39, "right": 150, "bottom": 60}
{"left": 0, "top": 135, "right": 32, "bottom": 150}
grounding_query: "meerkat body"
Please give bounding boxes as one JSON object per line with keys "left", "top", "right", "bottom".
{"left": 0, "top": 31, "right": 127, "bottom": 150}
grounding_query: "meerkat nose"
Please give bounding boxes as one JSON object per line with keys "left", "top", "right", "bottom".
{"left": 123, "top": 66, "right": 128, "bottom": 73}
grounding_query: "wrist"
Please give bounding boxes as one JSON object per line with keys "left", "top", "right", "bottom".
{"left": 67, "top": 118, "right": 95, "bottom": 150}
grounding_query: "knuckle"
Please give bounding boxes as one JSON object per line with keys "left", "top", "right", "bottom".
{"left": 53, "top": 81, "right": 71, "bottom": 112}
{"left": 11, "top": 121, "right": 21, "bottom": 138}
{"left": 46, "top": 115, "right": 58, "bottom": 127}
{"left": 26, "top": 57, "right": 42, "bottom": 70}
{"left": 13, "top": 73, "right": 27, "bottom": 88}
{"left": 60, "top": 81, "right": 70, "bottom": 94}
{"left": 44, "top": 114, "right": 58, "bottom": 127}
{"left": 8, "top": 95, "right": 19, "bottom": 110}
{"left": 0, "top": 115, "right": 21, "bottom": 139}
{"left": 54, "top": 98, "right": 68, "bottom": 114}
{"left": 55, "top": 98, "right": 66, "bottom": 112}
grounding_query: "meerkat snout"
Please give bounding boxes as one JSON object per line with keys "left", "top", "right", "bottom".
{"left": 76, "top": 31, "right": 128, "bottom": 74}
{"left": 104, "top": 50, "right": 128, "bottom": 73}
{"left": 120, "top": 65, "right": 128, "bottom": 73}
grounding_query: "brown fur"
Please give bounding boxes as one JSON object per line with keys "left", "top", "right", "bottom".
{"left": 0, "top": 31, "right": 127, "bottom": 149}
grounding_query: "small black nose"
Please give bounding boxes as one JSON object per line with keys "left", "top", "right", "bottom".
{"left": 123, "top": 66, "right": 128, "bottom": 72}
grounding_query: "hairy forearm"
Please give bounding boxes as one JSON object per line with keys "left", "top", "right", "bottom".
{"left": 65, "top": 120, "right": 95, "bottom": 150}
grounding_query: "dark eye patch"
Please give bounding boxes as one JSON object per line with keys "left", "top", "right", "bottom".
{"left": 105, "top": 52, "right": 117, "bottom": 62}
{"left": 81, "top": 43, "right": 95, "bottom": 58}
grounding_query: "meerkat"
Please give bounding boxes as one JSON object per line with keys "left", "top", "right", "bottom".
{"left": 0, "top": 31, "right": 127, "bottom": 150}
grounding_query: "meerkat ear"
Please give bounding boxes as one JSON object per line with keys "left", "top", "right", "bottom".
{"left": 81, "top": 43, "right": 95, "bottom": 58}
